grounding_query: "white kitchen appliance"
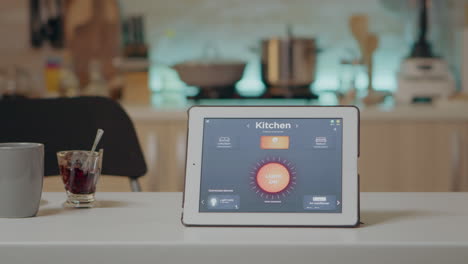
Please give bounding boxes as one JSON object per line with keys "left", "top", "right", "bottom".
{"left": 395, "top": 0, "right": 456, "bottom": 103}
{"left": 396, "top": 58, "right": 456, "bottom": 103}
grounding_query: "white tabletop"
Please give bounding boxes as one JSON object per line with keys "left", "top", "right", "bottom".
{"left": 1, "top": 192, "right": 467, "bottom": 264}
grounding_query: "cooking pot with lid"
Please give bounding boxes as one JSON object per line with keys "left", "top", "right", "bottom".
{"left": 260, "top": 37, "right": 318, "bottom": 88}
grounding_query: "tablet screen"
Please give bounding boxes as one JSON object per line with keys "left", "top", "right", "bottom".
{"left": 199, "top": 118, "right": 342, "bottom": 213}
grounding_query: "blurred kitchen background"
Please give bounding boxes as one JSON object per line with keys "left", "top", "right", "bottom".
{"left": 2, "top": 0, "right": 468, "bottom": 192}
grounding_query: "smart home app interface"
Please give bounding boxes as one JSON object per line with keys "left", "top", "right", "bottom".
{"left": 199, "top": 118, "right": 342, "bottom": 213}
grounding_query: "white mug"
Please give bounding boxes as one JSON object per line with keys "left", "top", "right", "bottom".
{"left": 0, "top": 143, "right": 44, "bottom": 218}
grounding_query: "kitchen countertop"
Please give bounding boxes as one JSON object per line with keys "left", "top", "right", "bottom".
{"left": 1, "top": 192, "right": 467, "bottom": 264}
{"left": 123, "top": 98, "right": 468, "bottom": 122}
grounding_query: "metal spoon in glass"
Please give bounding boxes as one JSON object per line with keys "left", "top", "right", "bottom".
{"left": 90, "top": 129, "right": 104, "bottom": 153}
{"left": 83, "top": 129, "right": 104, "bottom": 169}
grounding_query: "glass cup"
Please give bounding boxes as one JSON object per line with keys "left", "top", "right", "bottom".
{"left": 57, "top": 150, "right": 103, "bottom": 208}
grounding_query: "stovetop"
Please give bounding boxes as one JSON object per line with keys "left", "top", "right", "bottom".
{"left": 188, "top": 86, "right": 318, "bottom": 100}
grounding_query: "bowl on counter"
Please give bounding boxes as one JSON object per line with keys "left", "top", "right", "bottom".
{"left": 172, "top": 59, "right": 246, "bottom": 88}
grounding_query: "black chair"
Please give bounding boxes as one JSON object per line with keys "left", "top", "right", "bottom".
{"left": 0, "top": 96, "right": 147, "bottom": 191}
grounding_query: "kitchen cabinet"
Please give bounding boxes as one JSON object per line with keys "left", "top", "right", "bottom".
{"left": 359, "top": 121, "right": 468, "bottom": 191}
{"left": 133, "top": 118, "right": 187, "bottom": 192}
{"left": 123, "top": 103, "right": 468, "bottom": 192}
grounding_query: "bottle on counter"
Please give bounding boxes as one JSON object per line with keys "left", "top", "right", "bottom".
{"left": 1, "top": 66, "right": 33, "bottom": 99}
{"left": 45, "top": 57, "right": 61, "bottom": 97}
{"left": 82, "top": 60, "right": 109, "bottom": 97}
{"left": 58, "top": 52, "right": 80, "bottom": 97}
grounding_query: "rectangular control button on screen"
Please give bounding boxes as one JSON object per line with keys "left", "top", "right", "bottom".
{"left": 260, "top": 136, "right": 289, "bottom": 149}
{"left": 303, "top": 195, "right": 337, "bottom": 210}
{"left": 206, "top": 195, "right": 240, "bottom": 210}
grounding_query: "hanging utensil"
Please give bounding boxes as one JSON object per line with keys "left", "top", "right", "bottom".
{"left": 349, "top": 15, "right": 369, "bottom": 60}
{"left": 364, "top": 33, "right": 378, "bottom": 91}
{"left": 30, "top": 0, "right": 43, "bottom": 48}
{"left": 29, "top": 0, "right": 64, "bottom": 49}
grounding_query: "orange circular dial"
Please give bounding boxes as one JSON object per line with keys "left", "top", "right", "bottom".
{"left": 256, "top": 162, "right": 291, "bottom": 193}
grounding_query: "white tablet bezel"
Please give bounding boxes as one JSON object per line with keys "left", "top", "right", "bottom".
{"left": 182, "top": 106, "right": 359, "bottom": 227}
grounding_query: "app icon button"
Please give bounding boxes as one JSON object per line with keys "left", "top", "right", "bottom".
{"left": 256, "top": 162, "right": 291, "bottom": 193}
{"left": 210, "top": 197, "right": 218, "bottom": 207}
{"left": 260, "top": 136, "right": 289, "bottom": 149}
{"left": 215, "top": 136, "right": 235, "bottom": 149}
{"left": 206, "top": 195, "right": 240, "bottom": 210}
{"left": 303, "top": 195, "right": 337, "bottom": 210}
{"left": 218, "top": 136, "right": 230, "bottom": 142}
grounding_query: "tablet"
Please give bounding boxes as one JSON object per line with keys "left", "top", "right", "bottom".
{"left": 182, "top": 106, "right": 359, "bottom": 227}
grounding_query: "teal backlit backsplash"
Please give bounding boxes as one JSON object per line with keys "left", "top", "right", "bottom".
{"left": 121, "top": 0, "right": 465, "bottom": 96}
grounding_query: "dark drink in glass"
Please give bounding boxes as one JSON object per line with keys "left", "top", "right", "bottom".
{"left": 57, "top": 150, "right": 102, "bottom": 208}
